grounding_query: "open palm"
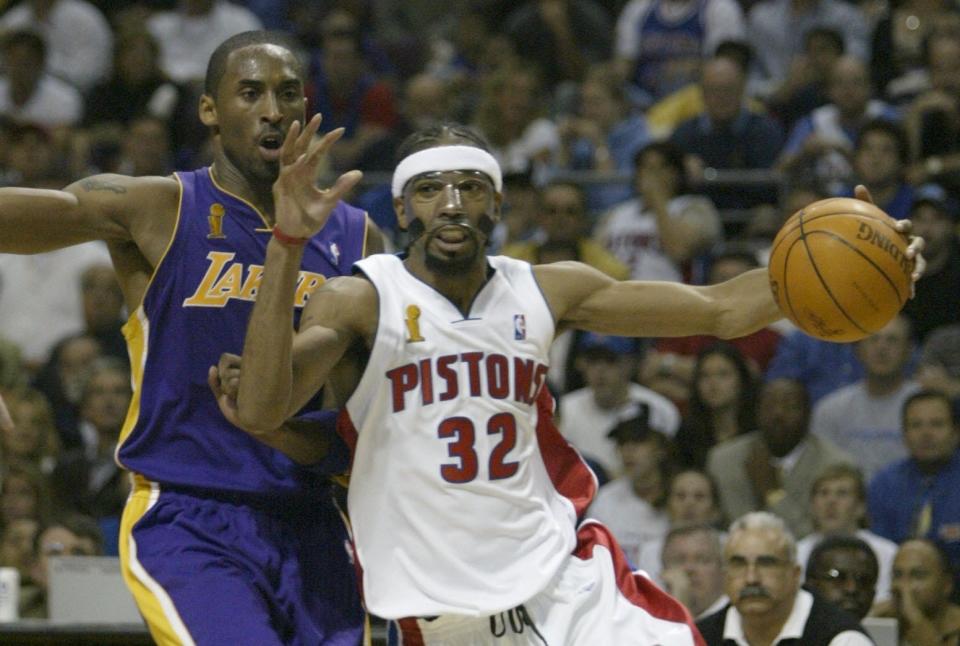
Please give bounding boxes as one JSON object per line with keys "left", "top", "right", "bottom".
{"left": 272, "top": 114, "right": 363, "bottom": 240}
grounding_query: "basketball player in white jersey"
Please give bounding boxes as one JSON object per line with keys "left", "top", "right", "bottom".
{"left": 213, "top": 121, "right": 925, "bottom": 644}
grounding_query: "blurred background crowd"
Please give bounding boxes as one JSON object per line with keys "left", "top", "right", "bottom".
{"left": 2, "top": 0, "right": 960, "bottom": 637}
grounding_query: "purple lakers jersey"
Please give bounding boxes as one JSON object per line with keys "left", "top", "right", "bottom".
{"left": 115, "top": 167, "right": 368, "bottom": 496}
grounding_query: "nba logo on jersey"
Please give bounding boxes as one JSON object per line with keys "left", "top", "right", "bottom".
{"left": 513, "top": 314, "right": 526, "bottom": 340}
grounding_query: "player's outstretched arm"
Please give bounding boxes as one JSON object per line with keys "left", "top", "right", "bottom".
{"left": 0, "top": 174, "right": 175, "bottom": 255}
{"left": 537, "top": 261, "right": 783, "bottom": 339}
{"left": 233, "top": 116, "right": 365, "bottom": 433}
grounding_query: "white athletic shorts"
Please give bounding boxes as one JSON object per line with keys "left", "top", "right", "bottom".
{"left": 395, "top": 521, "right": 704, "bottom": 645}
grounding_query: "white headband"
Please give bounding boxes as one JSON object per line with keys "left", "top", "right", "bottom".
{"left": 391, "top": 145, "right": 503, "bottom": 197}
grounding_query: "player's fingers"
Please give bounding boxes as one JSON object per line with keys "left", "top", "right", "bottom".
{"left": 911, "top": 251, "right": 926, "bottom": 286}
{"left": 207, "top": 366, "right": 225, "bottom": 399}
{"left": 893, "top": 218, "right": 913, "bottom": 235}
{"left": 853, "top": 184, "right": 875, "bottom": 205}
{"left": 296, "top": 113, "right": 323, "bottom": 156}
{"left": 306, "top": 127, "right": 346, "bottom": 164}
{"left": 323, "top": 170, "right": 364, "bottom": 203}
{"left": 0, "top": 393, "right": 13, "bottom": 433}
{"left": 218, "top": 352, "right": 241, "bottom": 372}
{"left": 280, "top": 120, "right": 302, "bottom": 166}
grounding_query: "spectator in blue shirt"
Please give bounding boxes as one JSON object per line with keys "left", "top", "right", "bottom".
{"left": 869, "top": 390, "right": 960, "bottom": 582}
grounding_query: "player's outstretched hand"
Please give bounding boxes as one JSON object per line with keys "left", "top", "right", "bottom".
{"left": 209, "top": 353, "right": 243, "bottom": 428}
{"left": 855, "top": 183, "right": 926, "bottom": 290}
{"left": 272, "top": 114, "right": 363, "bottom": 240}
{"left": 0, "top": 392, "right": 13, "bottom": 434}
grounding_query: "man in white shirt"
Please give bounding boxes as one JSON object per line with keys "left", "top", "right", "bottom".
{"left": 0, "top": 0, "right": 112, "bottom": 92}
{"left": 811, "top": 314, "right": 920, "bottom": 480}
{"left": 148, "top": 0, "right": 263, "bottom": 84}
{"left": 795, "top": 463, "right": 897, "bottom": 604}
{"left": 559, "top": 333, "right": 680, "bottom": 477}
{"left": 697, "top": 511, "right": 873, "bottom": 645}
{"left": 0, "top": 30, "right": 82, "bottom": 128}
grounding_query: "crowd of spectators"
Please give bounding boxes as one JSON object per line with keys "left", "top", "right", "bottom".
{"left": 1, "top": 0, "right": 960, "bottom": 638}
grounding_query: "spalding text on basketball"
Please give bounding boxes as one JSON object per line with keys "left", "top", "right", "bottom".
{"left": 855, "top": 222, "right": 912, "bottom": 276}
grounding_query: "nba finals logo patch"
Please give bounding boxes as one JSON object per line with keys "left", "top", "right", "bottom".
{"left": 405, "top": 304, "right": 425, "bottom": 343}
{"left": 207, "top": 203, "right": 226, "bottom": 239}
{"left": 514, "top": 314, "right": 526, "bottom": 340}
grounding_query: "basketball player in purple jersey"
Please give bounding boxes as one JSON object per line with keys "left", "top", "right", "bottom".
{"left": 0, "top": 31, "right": 377, "bottom": 645}
{"left": 214, "top": 123, "right": 927, "bottom": 644}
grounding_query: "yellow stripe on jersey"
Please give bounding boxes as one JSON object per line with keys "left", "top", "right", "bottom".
{"left": 119, "top": 475, "right": 196, "bottom": 646}
{"left": 114, "top": 173, "right": 184, "bottom": 467}
{"left": 115, "top": 306, "right": 148, "bottom": 467}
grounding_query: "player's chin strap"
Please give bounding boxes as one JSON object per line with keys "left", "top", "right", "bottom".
{"left": 405, "top": 214, "right": 496, "bottom": 247}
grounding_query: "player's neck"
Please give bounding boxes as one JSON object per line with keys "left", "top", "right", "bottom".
{"left": 404, "top": 253, "right": 490, "bottom": 317}
{"left": 210, "top": 160, "right": 276, "bottom": 222}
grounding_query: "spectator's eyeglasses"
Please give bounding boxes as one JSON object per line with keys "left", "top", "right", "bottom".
{"left": 810, "top": 568, "right": 874, "bottom": 587}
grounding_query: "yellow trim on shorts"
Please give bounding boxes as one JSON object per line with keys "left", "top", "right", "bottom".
{"left": 119, "top": 475, "right": 195, "bottom": 646}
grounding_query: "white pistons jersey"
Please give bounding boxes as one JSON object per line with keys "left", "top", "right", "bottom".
{"left": 341, "top": 254, "right": 598, "bottom": 620}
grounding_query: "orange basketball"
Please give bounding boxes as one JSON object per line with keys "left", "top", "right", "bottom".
{"left": 767, "top": 197, "right": 913, "bottom": 342}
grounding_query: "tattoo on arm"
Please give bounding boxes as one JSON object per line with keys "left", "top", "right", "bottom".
{"left": 81, "top": 178, "right": 127, "bottom": 194}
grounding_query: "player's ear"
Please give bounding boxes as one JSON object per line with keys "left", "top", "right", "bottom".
{"left": 393, "top": 196, "right": 408, "bottom": 230}
{"left": 199, "top": 94, "right": 218, "bottom": 128}
{"left": 492, "top": 191, "right": 504, "bottom": 223}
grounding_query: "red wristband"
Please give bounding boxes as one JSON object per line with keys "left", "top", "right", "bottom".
{"left": 272, "top": 225, "right": 308, "bottom": 247}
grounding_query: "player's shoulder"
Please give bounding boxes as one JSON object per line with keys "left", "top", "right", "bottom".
{"left": 65, "top": 173, "right": 179, "bottom": 209}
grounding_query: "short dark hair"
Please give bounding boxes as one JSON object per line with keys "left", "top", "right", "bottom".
{"left": 395, "top": 122, "right": 492, "bottom": 163}
{"left": 856, "top": 119, "right": 910, "bottom": 166}
{"left": 204, "top": 30, "right": 305, "bottom": 97}
{"left": 634, "top": 141, "right": 688, "bottom": 194}
{"left": 902, "top": 389, "right": 957, "bottom": 428}
{"left": 714, "top": 40, "right": 753, "bottom": 73}
{"left": 806, "top": 534, "right": 878, "bottom": 580}
{"left": 804, "top": 27, "right": 845, "bottom": 55}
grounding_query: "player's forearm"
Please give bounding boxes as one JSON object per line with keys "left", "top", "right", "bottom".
{"left": 0, "top": 188, "right": 99, "bottom": 253}
{"left": 705, "top": 268, "right": 782, "bottom": 338}
{"left": 236, "top": 238, "right": 304, "bottom": 432}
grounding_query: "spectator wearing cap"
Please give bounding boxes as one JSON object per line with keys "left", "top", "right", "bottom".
{"left": 559, "top": 333, "right": 680, "bottom": 479}
{"left": 0, "top": 29, "right": 82, "bottom": 129}
{"left": 586, "top": 409, "right": 674, "bottom": 565}
{"left": 707, "top": 378, "right": 852, "bottom": 539}
{"left": 902, "top": 184, "right": 960, "bottom": 343}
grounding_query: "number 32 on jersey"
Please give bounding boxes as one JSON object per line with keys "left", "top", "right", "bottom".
{"left": 438, "top": 413, "right": 519, "bottom": 483}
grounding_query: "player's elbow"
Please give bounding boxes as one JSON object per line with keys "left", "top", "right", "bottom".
{"left": 235, "top": 404, "right": 287, "bottom": 438}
